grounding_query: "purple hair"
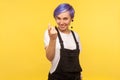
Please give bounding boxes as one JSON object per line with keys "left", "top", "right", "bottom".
{"left": 53, "top": 3, "right": 75, "bottom": 18}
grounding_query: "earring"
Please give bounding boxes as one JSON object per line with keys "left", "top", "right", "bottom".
{"left": 71, "top": 26, "right": 73, "bottom": 28}
{"left": 71, "top": 20, "right": 74, "bottom": 29}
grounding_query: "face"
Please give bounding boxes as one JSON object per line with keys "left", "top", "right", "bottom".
{"left": 55, "top": 11, "right": 73, "bottom": 33}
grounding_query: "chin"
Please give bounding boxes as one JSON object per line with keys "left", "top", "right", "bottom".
{"left": 59, "top": 27, "right": 66, "bottom": 30}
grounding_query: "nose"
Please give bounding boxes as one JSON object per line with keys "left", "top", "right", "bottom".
{"left": 59, "top": 20, "right": 64, "bottom": 25}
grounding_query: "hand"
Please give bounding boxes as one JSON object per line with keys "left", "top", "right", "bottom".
{"left": 48, "top": 24, "right": 57, "bottom": 40}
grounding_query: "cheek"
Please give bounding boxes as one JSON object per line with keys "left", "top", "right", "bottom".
{"left": 66, "top": 21, "right": 71, "bottom": 25}
{"left": 55, "top": 20, "right": 60, "bottom": 24}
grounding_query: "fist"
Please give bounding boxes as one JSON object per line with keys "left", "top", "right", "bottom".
{"left": 48, "top": 24, "right": 57, "bottom": 40}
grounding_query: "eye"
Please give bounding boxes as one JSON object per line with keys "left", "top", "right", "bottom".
{"left": 56, "top": 17, "right": 61, "bottom": 20}
{"left": 63, "top": 17, "right": 68, "bottom": 20}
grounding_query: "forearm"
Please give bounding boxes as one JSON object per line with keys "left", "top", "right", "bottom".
{"left": 46, "top": 39, "right": 56, "bottom": 61}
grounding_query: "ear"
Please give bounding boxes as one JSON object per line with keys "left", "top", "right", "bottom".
{"left": 71, "top": 18, "right": 74, "bottom": 22}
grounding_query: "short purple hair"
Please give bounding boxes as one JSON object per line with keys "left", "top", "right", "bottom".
{"left": 53, "top": 3, "right": 75, "bottom": 18}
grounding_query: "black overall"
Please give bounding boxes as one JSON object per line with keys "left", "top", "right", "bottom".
{"left": 48, "top": 27, "right": 82, "bottom": 80}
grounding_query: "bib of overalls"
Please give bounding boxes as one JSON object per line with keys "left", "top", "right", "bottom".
{"left": 54, "top": 27, "right": 82, "bottom": 73}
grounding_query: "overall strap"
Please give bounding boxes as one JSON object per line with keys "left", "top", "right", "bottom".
{"left": 71, "top": 30, "right": 79, "bottom": 50}
{"left": 55, "top": 27, "right": 64, "bottom": 49}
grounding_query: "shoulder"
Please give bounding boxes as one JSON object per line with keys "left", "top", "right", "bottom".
{"left": 44, "top": 29, "right": 49, "bottom": 40}
{"left": 44, "top": 29, "right": 48, "bottom": 34}
{"left": 44, "top": 29, "right": 50, "bottom": 47}
{"left": 44, "top": 29, "right": 49, "bottom": 37}
{"left": 71, "top": 30, "right": 80, "bottom": 38}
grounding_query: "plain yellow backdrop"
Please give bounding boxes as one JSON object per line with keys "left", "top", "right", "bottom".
{"left": 0, "top": 0, "right": 120, "bottom": 80}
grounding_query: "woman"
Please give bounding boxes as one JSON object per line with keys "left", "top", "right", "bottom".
{"left": 44, "top": 3, "right": 82, "bottom": 80}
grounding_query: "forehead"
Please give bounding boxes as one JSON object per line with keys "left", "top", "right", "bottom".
{"left": 57, "top": 11, "right": 71, "bottom": 18}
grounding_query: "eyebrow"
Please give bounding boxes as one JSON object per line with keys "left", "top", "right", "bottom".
{"left": 56, "top": 16, "right": 68, "bottom": 19}
{"left": 56, "top": 16, "right": 61, "bottom": 19}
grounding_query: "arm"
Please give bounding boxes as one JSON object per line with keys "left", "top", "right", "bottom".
{"left": 45, "top": 39, "right": 56, "bottom": 61}
{"left": 45, "top": 25, "right": 57, "bottom": 61}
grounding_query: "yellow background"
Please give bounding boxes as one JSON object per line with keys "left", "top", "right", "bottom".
{"left": 0, "top": 0, "right": 120, "bottom": 80}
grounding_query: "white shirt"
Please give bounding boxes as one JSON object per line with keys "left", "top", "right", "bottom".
{"left": 44, "top": 29, "right": 81, "bottom": 73}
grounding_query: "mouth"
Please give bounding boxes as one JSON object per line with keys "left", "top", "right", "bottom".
{"left": 59, "top": 25, "right": 66, "bottom": 28}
